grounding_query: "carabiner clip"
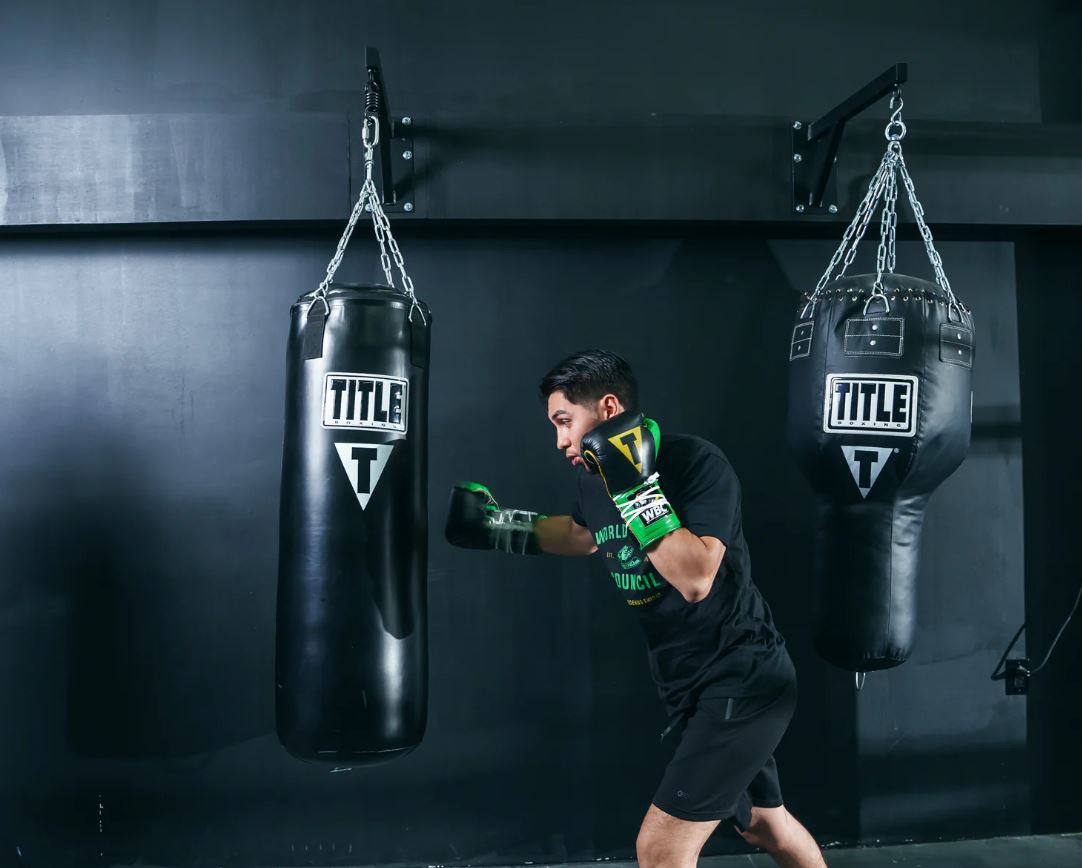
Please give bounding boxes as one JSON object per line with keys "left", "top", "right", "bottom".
{"left": 362, "top": 114, "right": 381, "bottom": 150}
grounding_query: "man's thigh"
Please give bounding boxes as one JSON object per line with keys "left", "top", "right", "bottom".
{"left": 637, "top": 803, "right": 721, "bottom": 864}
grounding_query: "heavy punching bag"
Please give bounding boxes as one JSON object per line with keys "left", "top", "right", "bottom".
{"left": 787, "top": 94, "right": 974, "bottom": 673}
{"left": 276, "top": 108, "right": 431, "bottom": 763}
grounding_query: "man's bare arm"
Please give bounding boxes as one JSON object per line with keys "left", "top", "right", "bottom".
{"left": 646, "top": 531, "right": 726, "bottom": 603}
{"left": 535, "top": 515, "right": 598, "bottom": 556}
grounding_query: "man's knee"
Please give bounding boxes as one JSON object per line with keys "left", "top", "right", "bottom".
{"left": 635, "top": 828, "right": 665, "bottom": 868}
{"left": 736, "top": 805, "right": 790, "bottom": 851}
{"left": 636, "top": 827, "right": 690, "bottom": 868}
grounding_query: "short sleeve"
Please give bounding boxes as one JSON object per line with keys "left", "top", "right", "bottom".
{"left": 571, "top": 470, "right": 588, "bottom": 527}
{"left": 661, "top": 442, "right": 741, "bottom": 545}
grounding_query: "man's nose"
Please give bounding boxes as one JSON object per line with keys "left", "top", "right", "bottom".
{"left": 557, "top": 432, "right": 571, "bottom": 450}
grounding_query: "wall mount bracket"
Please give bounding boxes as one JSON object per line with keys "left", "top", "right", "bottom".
{"left": 791, "top": 62, "right": 908, "bottom": 215}
{"left": 364, "top": 47, "right": 415, "bottom": 212}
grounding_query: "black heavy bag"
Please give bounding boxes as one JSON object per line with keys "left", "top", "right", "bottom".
{"left": 277, "top": 283, "right": 431, "bottom": 762}
{"left": 787, "top": 97, "right": 974, "bottom": 672}
{"left": 787, "top": 275, "right": 973, "bottom": 671}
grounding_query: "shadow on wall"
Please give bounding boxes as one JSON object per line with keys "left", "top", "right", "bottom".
{"left": 1, "top": 409, "right": 273, "bottom": 762}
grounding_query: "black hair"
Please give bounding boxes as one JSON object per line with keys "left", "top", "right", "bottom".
{"left": 538, "top": 349, "right": 640, "bottom": 411}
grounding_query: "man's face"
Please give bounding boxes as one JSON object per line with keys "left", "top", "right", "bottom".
{"left": 547, "top": 390, "right": 606, "bottom": 468}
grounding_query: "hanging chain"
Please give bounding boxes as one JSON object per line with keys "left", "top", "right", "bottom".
{"left": 802, "top": 155, "right": 891, "bottom": 317}
{"left": 802, "top": 91, "right": 964, "bottom": 321}
{"left": 896, "top": 151, "right": 962, "bottom": 320}
{"left": 310, "top": 114, "right": 426, "bottom": 324}
{"left": 839, "top": 156, "right": 892, "bottom": 279}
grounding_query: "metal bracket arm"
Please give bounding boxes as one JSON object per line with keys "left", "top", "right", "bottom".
{"left": 792, "top": 62, "right": 909, "bottom": 214}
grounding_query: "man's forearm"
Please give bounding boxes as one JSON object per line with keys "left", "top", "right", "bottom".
{"left": 535, "top": 515, "right": 598, "bottom": 556}
{"left": 646, "top": 529, "right": 722, "bottom": 603}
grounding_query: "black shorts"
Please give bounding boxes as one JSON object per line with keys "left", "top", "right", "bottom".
{"left": 651, "top": 677, "right": 797, "bottom": 829}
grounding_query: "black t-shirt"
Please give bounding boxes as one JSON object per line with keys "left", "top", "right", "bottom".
{"left": 573, "top": 433, "right": 795, "bottom": 717}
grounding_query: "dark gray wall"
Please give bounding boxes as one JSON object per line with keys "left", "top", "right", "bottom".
{"left": 0, "top": 1, "right": 1050, "bottom": 121}
{"left": 0, "top": 0, "right": 1077, "bottom": 865}
{"left": 1015, "top": 233, "right": 1082, "bottom": 836}
{"left": 0, "top": 230, "right": 1026, "bottom": 866}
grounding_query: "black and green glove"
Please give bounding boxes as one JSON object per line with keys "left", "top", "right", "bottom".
{"left": 580, "top": 410, "right": 681, "bottom": 548}
{"left": 445, "top": 482, "right": 545, "bottom": 555}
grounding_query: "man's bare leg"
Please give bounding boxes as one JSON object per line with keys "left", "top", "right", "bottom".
{"left": 735, "top": 805, "right": 827, "bottom": 868}
{"left": 635, "top": 803, "right": 827, "bottom": 868}
{"left": 636, "top": 803, "right": 720, "bottom": 868}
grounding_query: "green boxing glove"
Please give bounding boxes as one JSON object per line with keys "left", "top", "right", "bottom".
{"left": 445, "top": 482, "right": 545, "bottom": 555}
{"left": 580, "top": 410, "right": 682, "bottom": 549}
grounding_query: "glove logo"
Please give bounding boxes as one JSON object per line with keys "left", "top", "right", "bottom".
{"left": 823, "top": 374, "right": 918, "bottom": 437}
{"left": 639, "top": 503, "right": 672, "bottom": 526}
{"left": 841, "top": 445, "right": 892, "bottom": 499}
{"left": 608, "top": 427, "right": 644, "bottom": 472}
{"left": 335, "top": 442, "right": 395, "bottom": 510}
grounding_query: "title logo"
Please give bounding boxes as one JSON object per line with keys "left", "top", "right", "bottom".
{"left": 335, "top": 442, "right": 395, "bottom": 510}
{"left": 841, "top": 445, "right": 892, "bottom": 499}
{"left": 823, "top": 374, "right": 918, "bottom": 437}
{"left": 322, "top": 373, "right": 408, "bottom": 433}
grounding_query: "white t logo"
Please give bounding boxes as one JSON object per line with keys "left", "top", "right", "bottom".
{"left": 335, "top": 442, "right": 395, "bottom": 510}
{"left": 841, "top": 445, "right": 892, "bottom": 498}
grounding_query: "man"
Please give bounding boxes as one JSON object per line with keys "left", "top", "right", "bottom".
{"left": 446, "top": 350, "right": 827, "bottom": 868}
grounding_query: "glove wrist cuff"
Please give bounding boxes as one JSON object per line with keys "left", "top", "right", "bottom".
{"left": 613, "top": 474, "right": 681, "bottom": 548}
{"left": 488, "top": 508, "right": 546, "bottom": 555}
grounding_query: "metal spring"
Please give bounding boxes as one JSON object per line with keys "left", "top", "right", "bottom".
{"left": 365, "top": 77, "right": 383, "bottom": 117}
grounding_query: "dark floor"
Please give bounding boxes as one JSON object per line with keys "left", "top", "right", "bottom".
{"left": 444, "top": 834, "right": 1082, "bottom": 868}
{"left": 709, "top": 832, "right": 1082, "bottom": 867}
{"left": 121, "top": 833, "right": 1082, "bottom": 867}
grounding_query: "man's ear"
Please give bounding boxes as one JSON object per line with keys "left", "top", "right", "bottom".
{"left": 599, "top": 394, "right": 623, "bottom": 420}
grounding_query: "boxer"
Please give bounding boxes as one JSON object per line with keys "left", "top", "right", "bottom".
{"left": 446, "top": 349, "right": 827, "bottom": 868}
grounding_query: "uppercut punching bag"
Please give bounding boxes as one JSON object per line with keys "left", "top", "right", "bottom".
{"left": 787, "top": 275, "right": 973, "bottom": 671}
{"left": 787, "top": 94, "right": 974, "bottom": 672}
{"left": 276, "top": 283, "right": 431, "bottom": 763}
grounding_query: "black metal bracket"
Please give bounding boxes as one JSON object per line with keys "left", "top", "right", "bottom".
{"left": 1003, "top": 658, "right": 1030, "bottom": 695}
{"left": 792, "top": 62, "right": 908, "bottom": 215}
{"left": 364, "top": 47, "right": 415, "bottom": 212}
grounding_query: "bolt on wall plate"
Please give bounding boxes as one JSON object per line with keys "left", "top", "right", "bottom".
{"left": 377, "top": 117, "right": 415, "bottom": 214}
{"left": 792, "top": 119, "right": 839, "bottom": 215}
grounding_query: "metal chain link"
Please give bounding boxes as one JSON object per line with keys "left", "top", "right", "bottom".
{"left": 363, "top": 132, "right": 396, "bottom": 289}
{"left": 309, "top": 114, "right": 427, "bottom": 324}
{"left": 897, "top": 152, "right": 963, "bottom": 319}
{"left": 866, "top": 144, "right": 900, "bottom": 313}
{"left": 838, "top": 155, "right": 892, "bottom": 278}
{"left": 877, "top": 150, "right": 899, "bottom": 281}
{"left": 802, "top": 92, "right": 966, "bottom": 321}
{"left": 803, "top": 155, "right": 892, "bottom": 317}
